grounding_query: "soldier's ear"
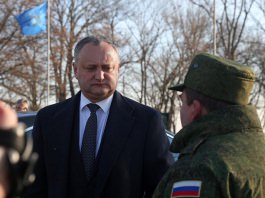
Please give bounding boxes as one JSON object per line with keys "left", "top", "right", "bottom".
{"left": 190, "top": 100, "right": 204, "bottom": 121}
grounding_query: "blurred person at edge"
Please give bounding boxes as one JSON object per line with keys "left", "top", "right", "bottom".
{"left": 0, "top": 101, "right": 37, "bottom": 198}
{"left": 0, "top": 101, "right": 17, "bottom": 198}
{"left": 15, "top": 99, "right": 29, "bottom": 112}
{"left": 153, "top": 53, "right": 265, "bottom": 198}
{"left": 23, "top": 36, "right": 174, "bottom": 198}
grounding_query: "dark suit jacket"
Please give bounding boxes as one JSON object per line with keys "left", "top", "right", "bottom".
{"left": 23, "top": 91, "right": 174, "bottom": 198}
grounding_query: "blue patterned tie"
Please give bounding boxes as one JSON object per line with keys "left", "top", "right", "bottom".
{"left": 81, "top": 103, "right": 100, "bottom": 180}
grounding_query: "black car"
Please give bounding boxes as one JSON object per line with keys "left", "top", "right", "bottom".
{"left": 17, "top": 111, "right": 36, "bottom": 133}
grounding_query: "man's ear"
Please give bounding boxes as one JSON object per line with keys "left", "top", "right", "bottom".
{"left": 190, "top": 100, "right": 204, "bottom": 120}
{"left": 73, "top": 62, "right": 77, "bottom": 78}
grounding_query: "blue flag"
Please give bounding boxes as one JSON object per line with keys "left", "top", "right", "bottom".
{"left": 16, "top": 2, "right": 48, "bottom": 36}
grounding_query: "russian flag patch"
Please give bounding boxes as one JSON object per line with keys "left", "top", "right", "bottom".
{"left": 171, "top": 180, "right": 202, "bottom": 197}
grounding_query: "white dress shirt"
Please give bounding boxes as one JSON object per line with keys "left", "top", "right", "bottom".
{"left": 79, "top": 93, "right": 113, "bottom": 155}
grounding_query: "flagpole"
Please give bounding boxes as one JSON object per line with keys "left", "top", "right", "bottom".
{"left": 47, "top": 0, "right": 50, "bottom": 105}
{"left": 213, "top": 0, "right": 216, "bottom": 55}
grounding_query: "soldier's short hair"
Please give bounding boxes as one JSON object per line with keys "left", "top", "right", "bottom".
{"left": 185, "top": 88, "right": 230, "bottom": 112}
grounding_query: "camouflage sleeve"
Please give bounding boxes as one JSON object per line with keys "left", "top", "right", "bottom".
{"left": 153, "top": 163, "right": 223, "bottom": 198}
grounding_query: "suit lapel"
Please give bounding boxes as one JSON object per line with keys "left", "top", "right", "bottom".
{"left": 47, "top": 92, "right": 80, "bottom": 191}
{"left": 95, "top": 92, "right": 135, "bottom": 198}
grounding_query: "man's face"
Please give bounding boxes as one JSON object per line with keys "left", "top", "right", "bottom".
{"left": 179, "top": 90, "right": 194, "bottom": 127}
{"left": 16, "top": 103, "right": 28, "bottom": 112}
{"left": 73, "top": 42, "right": 120, "bottom": 102}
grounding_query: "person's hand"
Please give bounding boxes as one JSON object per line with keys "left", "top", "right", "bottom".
{"left": 0, "top": 101, "right": 18, "bottom": 129}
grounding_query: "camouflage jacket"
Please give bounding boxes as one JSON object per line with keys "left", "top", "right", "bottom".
{"left": 153, "top": 105, "right": 265, "bottom": 198}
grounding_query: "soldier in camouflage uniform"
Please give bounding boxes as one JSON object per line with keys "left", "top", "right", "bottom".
{"left": 153, "top": 53, "right": 265, "bottom": 198}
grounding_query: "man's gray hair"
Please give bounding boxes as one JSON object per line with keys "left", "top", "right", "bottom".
{"left": 73, "top": 36, "right": 119, "bottom": 63}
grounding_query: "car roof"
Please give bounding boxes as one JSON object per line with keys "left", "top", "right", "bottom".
{"left": 17, "top": 111, "right": 37, "bottom": 117}
{"left": 17, "top": 111, "right": 37, "bottom": 128}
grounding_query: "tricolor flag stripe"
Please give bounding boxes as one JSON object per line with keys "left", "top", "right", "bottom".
{"left": 172, "top": 186, "right": 200, "bottom": 192}
{"left": 171, "top": 180, "right": 202, "bottom": 198}
{"left": 172, "top": 191, "right": 200, "bottom": 197}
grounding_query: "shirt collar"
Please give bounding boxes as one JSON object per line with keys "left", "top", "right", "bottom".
{"left": 80, "top": 92, "right": 113, "bottom": 113}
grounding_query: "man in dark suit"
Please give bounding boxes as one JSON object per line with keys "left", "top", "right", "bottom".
{"left": 23, "top": 36, "right": 174, "bottom": 198}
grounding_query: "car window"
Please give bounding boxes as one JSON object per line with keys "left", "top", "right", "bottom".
{"left": 17, "top": 112, "right": 36, "bottom": 127}
{"left": 17, "top": 112, "right": 36, "bottom": 135}
{"left": 165, "top": 130, "right": 179, "bottom": 161}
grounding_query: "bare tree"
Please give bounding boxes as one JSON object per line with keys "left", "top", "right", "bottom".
{"left": 154, "top": 4, "right": 212, "bottom": 131}
{"left": 0, "top": 0, "right": 47, "bottom": 110}
{"left": 121, "top": 0, "right": 168, "bottom": 105}
{"left": 218, "top": 0, "right": 255, "bottom": 59}
{"left": 190, "top": 0, "right": 255, "bottom": 59}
